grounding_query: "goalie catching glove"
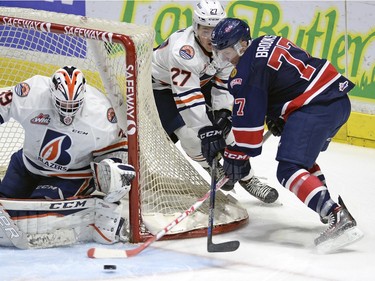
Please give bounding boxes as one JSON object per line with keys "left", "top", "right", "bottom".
{"left": 91, "top": 158, "right": 135, "bottom": 203}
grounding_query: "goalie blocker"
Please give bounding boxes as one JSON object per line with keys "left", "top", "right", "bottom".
{"left": 0, "top": 157, "right": 135, "bottom": 249}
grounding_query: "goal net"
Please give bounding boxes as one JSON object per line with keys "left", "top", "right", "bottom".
{"left": 0, "top": 7, "right": 248, "bottom": 243}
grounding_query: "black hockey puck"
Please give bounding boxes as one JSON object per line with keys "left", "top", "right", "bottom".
{"left": 104, "top": 265, "right": 117, "bottom": 270}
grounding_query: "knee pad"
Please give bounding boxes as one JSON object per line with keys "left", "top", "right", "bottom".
{"left": 93, "top": 199, "right": 124, "bottom": 244}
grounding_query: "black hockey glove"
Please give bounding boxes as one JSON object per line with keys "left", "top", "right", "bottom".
{"left": 213, "top": 109, "right": 232, "bottom": 137}
{"left": 223, "top": 147, "right": 251, "bottom": 183}
{"left": 198, "top": 125, "right": 226, "bottom": 166}
{"left": 266, "top": 116, "right": 285, "bottom": 137}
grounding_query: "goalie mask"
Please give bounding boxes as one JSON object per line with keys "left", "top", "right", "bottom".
{"left": 50, "top": 66, "right": 86, "bottom": 125}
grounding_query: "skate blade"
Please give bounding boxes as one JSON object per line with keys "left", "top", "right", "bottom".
{"left": 316, "top": 226, "right": 364, "bottom": 254}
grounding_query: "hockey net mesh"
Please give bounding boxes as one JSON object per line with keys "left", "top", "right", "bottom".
{"left": 0, "top": 7, "right": 248, "bottom": 242}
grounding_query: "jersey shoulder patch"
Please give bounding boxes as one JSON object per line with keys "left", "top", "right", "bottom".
{"left": 179, "top": 45, "right": 195, "bottom": 60}
{"left": 107, "top": 108, "right": 117, "bottom": 123}
{"left": 14, "top": 82, "right": 30, "bottom": 97}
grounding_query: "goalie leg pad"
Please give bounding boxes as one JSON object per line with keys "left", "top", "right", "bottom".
{"left": 91, "top": 158, "right": 135, "bottom": 203}
{"left": 93, "top": 199, "right": 124, "bottom": 244}
{"left": 0, "top": 197, "right": 129, "bottom": 248}
{"left": 0, "top": 198, "right": 96, "bottom": 248}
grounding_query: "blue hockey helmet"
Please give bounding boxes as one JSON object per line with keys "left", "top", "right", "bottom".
{"left": 211, "top": 18, "right": 251, "bottom": 50}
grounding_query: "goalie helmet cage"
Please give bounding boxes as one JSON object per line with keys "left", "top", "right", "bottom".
{"left": 0, "top": 7, "right": 249, "bottom": 243}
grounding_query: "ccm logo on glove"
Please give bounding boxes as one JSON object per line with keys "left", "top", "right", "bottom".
{"left": 224, "top": 149, "right": 250, "bottom": 160}
{"left": 199, "top": 129, "right": 223, "bottom": 138}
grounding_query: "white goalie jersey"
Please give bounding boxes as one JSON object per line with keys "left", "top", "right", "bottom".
{"left": 152, "top": 26, "right": 234, "bottom": 130}
{"left": 0, "top": 75, "right": 125, "bottom": 179}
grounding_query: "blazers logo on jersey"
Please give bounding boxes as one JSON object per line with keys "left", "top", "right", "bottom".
{"left": 30, "top": 113, "right": 51, "bottom": 125}
{"left": 179, "top": 45, "right": 195, "bottom": 60}
{"left": 14, "top": 82, "right": 30, "bottom": 97}
{"left": 38, "top": 129, "right": 72, "bottom": 170}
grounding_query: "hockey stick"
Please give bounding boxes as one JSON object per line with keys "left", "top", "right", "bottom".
{"left": 207, "top": 130, "right": 272, "bottom": 252}
{"left": 263, "top": 129, "right": 272, "bottom": 142}
{"left": 207, "top": 158, "right": 240, "bottom": 252}
{"left": 0, "top": 203, "right": 30, "bottom": 249}
{"left": 87, "top": 175, "right": 230, "bottom": 259}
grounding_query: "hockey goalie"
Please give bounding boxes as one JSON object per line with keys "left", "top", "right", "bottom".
{"left": 0, "top": 66, "right": 136, "bottom": 249}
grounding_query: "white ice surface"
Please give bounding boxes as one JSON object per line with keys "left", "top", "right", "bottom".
{"left": 1, "top": 136, "right": 375, "bottom": 281}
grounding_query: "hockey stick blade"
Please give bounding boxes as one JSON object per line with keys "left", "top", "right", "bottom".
{"left": 87, "top": 176, "right": 230, "bottom": 259}
{"left": 207, "top": 159, "right": 239, "bottom": 253}
{"left": 207, "top": 240, "right": 240, "bottom": 252}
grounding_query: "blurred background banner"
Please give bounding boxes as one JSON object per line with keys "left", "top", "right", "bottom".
{"left": 1, "top": 0, "right": 374, "bottom": 145}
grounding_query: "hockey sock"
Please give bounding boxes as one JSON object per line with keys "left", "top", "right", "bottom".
{"left": 308, "top": 163, "right": 327, "bottom": 186}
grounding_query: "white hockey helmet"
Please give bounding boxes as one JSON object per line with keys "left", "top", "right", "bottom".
{"left": 50, "top": 66, "right": 86, "bottom": 125}
{"left": 193, "top": 0, "right": 226, "bottom": 34}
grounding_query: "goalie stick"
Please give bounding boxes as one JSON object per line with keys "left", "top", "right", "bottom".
{"left": 87, "top": 175, "right": 230, "bottom": 259}
{"left": 0, "top": 203, "right": 30, "bottom": 249}
{"left": 207, "top": 158, "right": 239, "bottom": 252}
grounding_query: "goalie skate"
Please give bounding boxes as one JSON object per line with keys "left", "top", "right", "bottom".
{"left": 314, "top": 196, "right": 364, "bottom": 254}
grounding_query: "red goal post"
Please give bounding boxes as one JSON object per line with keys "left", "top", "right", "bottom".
{"left": 0, "top": 7, "right": 248, "bottom": 243}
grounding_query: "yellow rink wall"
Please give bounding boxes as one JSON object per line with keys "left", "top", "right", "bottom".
{"left": 335, "top": 111, "right": 375, "bottom": 148}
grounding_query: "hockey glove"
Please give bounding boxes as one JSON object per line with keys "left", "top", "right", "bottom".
{"left": 223, "top": 147, "right": 251, "bottom": 183}
{"left": 266, "top": 116, "right": 285, "bottom": 137}
{"left": 198, "top": 125, "right": 226, "bottom": 166}
{"left": 213, "top": 109, "right": 232, "bottom": 138}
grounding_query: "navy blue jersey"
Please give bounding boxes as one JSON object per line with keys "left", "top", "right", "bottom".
{"left": 228, "top": 35, "right": 355, "bottom": 157}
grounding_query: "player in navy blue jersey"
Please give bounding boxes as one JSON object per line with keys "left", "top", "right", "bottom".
{"left": 152, "top": 0, "right": 278, "bottom": 203}
{"left": 199, "top": 17, "right": 363, "bottom": 253}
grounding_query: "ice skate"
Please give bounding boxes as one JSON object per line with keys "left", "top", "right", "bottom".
{"left": 315, "top": 196, "right": 364, "bottom": 254}
{"left": 239, "top": 177, "right": 279, "bottom": 203}
{"left": 319, "top": 215, "right": 329, "bottom": 224}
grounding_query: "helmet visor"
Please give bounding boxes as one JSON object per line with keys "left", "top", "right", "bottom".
{"left": 213, "top": 41, "right": 242, "bottom": 64}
